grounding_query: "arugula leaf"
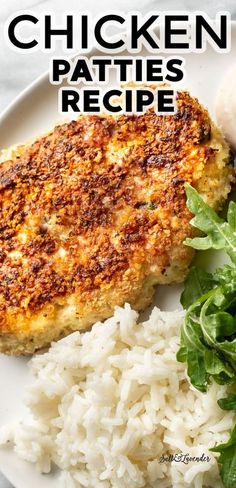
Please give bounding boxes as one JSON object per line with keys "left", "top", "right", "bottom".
{"left": 181, "top": 308, "right": 206, "bottom": 352}
{"left": 218, "top": 394, "right": 236, "bottom": 410}
{"left": 204, "top": 348, "right": 236, "bottom": 386}
{"left": 215, "top": 266, "right": 236, "bottom": 297}
{"left": 186, "top": 348, "right": 209, "bottom": 392}
{"left": 228, "top": 201, "right": 236, "bottom": 232}
{"left": 179, "top": 284, "right": 236, "bottom": 393}
{"left": 200, "top": 296, "right": 236, "bottom": 346}
{"left": 179, "top": 303, "right": 210, "bottom": 391}
{"left": 184, "top": 183, "right": 236, "bottom": 265}
{"left": 181, "top": 266, "right": 216, "bottom": 309}
{"left": 177, "top": 186, "right": 236, "bottom": 488}
{"left": 176, "top": 345, "right": 187, "bottom": 362}
{"left": 203, "top": 311, "right": 236, "bottom": 341}
{"left": 210, "top": 426, "right": 236, "bottom": 488}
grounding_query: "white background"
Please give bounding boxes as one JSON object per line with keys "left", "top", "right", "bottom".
{"left": 1, "top": 0, "right": 236, "bottom": 113}
{"left": 0, "top": 0, "right": 236, "bottom": 486}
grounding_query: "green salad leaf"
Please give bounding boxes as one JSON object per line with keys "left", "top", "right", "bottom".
{"left": 177, "top": 184, "right": 236, "bottom": 488}
{"left": 184, "top": 183, "right": 236, "bottom": 264}
{"left": 218, "top": 394, "right": 236, "bottom": 410}
{"left": 180, "top": 266, "right": 216, "bottom": 309}
{"left": 210, "top": 426, "right": 236, "bottom": 488}
{"left": 179, "top": 281, "right": 236, "bottom": 392}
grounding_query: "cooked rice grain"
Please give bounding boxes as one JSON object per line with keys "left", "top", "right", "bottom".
{"left": 0, "top": 305, "right": 235, "bottom": 487}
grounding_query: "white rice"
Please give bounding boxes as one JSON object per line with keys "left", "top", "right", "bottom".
{"left": 0, "top": 304, "right": 235, "bottom": 488}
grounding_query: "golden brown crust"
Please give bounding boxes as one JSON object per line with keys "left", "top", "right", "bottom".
{"left": 0, "top": 91, "right": 234, "bottom": 354}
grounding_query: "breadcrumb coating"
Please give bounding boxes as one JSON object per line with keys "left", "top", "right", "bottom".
{"left": 0, "top": 91, "right": 234, "bottom": 354}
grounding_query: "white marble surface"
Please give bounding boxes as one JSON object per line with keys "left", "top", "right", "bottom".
{"left": 0, "top": 0, "right": 236, "bottom": 486}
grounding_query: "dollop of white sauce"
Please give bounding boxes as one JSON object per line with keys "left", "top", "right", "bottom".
{"left": 216, "top": 65, "right": 236, "bottom": 154}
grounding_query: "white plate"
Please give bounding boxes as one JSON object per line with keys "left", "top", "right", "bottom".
{"left": 0, "top": 23, "right": 236, "bottom": 488}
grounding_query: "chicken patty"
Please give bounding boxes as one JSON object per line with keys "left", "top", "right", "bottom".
{"left": 0, "top": 91, "right": 234, "bottom": 355}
